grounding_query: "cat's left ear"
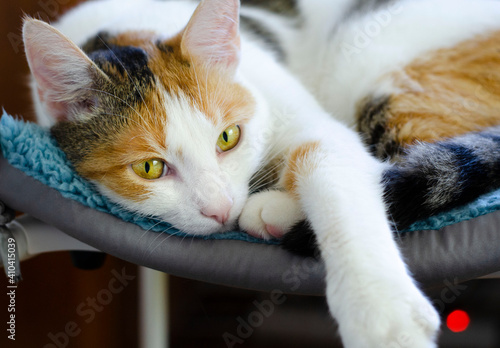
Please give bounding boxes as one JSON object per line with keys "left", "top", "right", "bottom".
{"left": 180, "top": 0, "right": 240, "bottom": 73}
{"left": 23, "top": 18, "right": 110, "bottom": 122}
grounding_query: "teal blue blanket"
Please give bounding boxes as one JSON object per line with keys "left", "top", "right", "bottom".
{"left": 1, "top": 112, "right": 500, "bottom": 241}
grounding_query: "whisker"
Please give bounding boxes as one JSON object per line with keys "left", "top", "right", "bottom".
{"left": 191, "top": 58, "right": 205, "bottom": 111}
{"left": 82, "top": 89, "right": 164, "bottom": 147}
{"left": 141, "top": 226, "right": 172, "bottom": 260}
{"left": 249, "top": 159, "right": 284, "bottom": 191}
{"left": 204, "top": 62, "right": 211, "bottom": 117}
{"left": 144, "top": 226, "right": 180, "bottom": 259}
{"left": 249, "top": 146, "right": 286, "bottom": 181}
{"left": 83, "top": 87, "right": 144, "bottom": 121}
{"left": 249, "top": 175, "right": 280, "bottom": 193}
{"left": 96, "top": 111, "right": 151, "bottom": 135}
{"left": 137, "top": 220, "right": 165, "bottom": 244}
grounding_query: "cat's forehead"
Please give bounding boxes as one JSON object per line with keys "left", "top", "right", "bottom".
{"left": 81, "top": 30, "right": 255, "bottom": 127}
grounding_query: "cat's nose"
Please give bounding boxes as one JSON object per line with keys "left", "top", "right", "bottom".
{"left": 201, "top": 197, "right": 233, "bottom": 224}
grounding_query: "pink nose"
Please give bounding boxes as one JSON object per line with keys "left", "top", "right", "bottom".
{"left": 201, "top": 197, "right": 233, "bottom": 224}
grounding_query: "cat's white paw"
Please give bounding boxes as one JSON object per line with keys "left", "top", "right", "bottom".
{"left": 337, "top": 285, "right": 440, "bottom": 348}
{"left": 239, "top": 190, "right": 305, "bottom": 239}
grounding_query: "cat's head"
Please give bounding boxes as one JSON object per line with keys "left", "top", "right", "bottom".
{"left": 23, "top": 0, "right": 269, "bottom": 234}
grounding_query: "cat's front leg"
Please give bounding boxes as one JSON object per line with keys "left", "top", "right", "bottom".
{"left": 279, "top": 125, "right": 440, "bottom": 347}
{"left": 239, "top": 190, "right": 305, "bottom": 239}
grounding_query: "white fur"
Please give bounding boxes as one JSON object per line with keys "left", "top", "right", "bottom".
{"left": 286, "top": 0, "right": 500, "bottom": 125}
{"left": 239, "top": 189, "right": 305, "bottom": 239}
{"left": 28, "top": 0, "right": 500, "bottom": 346}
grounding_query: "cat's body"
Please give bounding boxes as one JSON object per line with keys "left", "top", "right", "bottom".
{"left": 22, "top": 0, "right": 500, "bottom": 346}
{"left": 245, "top": 0, "right": 500, "bottom": 230}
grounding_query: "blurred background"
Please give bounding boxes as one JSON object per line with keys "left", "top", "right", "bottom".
{"left": 0, "top": 0, "right": 499, "bottom": 347}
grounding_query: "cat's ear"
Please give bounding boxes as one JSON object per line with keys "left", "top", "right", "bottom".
{"left": 180, "top": 0, "right": 240, "bottom": 73}
{"left": 23, "top": 18, "right": 109, "bottom": 122}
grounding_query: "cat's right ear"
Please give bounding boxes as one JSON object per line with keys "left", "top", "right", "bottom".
{"left": 180, "top": 0, "right": 240, "bottom": 73}
{"left": 23, "top": 18, "right": 109, "bottom": 122}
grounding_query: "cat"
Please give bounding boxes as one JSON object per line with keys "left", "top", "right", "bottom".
{"left": 22, "top": 0, "right": 500, "bottom": 346}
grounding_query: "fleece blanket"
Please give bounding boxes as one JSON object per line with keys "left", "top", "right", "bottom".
{"left": 2, "top": 112, "right": 500, "bottom": 242}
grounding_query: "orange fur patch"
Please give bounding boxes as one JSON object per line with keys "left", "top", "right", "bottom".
{"left": 388, "top": 30, "right": 500, "bottom": 146}
{"left": 78, "top": 88, "right": 170, "bottom": 202}
{"left": 282, "top": 141, "right": 321, "bottom": 196}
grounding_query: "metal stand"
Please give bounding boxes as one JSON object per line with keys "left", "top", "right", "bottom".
{"left": 139, "top": 266, "right": 169, "bottom": 348}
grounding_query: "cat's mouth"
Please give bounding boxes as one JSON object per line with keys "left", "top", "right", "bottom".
{"left": 200, "top": 199, "right": 233, "bottom": 225}
{"left": 200, "top": 209, "right": 239, "bottom": 232}
{"left": 178, "top": 215, "right": 236, "bottom": 235}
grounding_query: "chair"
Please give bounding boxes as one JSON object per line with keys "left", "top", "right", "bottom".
{"left": 1, "top": 115, "right": 500, "bottom": 347}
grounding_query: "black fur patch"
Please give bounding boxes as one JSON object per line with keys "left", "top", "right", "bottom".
{"left": 482, "top": 133, "right": 500, "bottom": 177}
{"left": 241, "top": 0, "right": 298, "bottom": 16}
{"left": 81, "top": 31, "right": 113, "bottom": 53}
{"left": 281, "top": 221, "right": 318, "bottom": 258}
{"left": 240, "top": 15, "right": 286, "bottom": 62}
{"left": 82, "top": 32, "right": 154, "bottom": 88}
{"left": 282, "top": 126, "right": 500, "bottom": 256}
{"left": 156, "top": 41, "right": 174, "bottom": 55}
{"left": 78, "top": 33, "right": 157, "bottom": 129}
{"left": 87, "top": 44, "right": 153, "bottom": 86}
{"left": 344, "top": 0, "right": 395, "bottom": 19}
{"left": 382, "top": 166, "right": 432, "bottom": 229}
{"left": 384, "top": 129, "right": 500, "bottom": 230}
{"left": 357, "top": 96, "right": 400, "bottom": 160}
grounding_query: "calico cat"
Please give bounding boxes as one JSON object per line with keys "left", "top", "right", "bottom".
{"left": 21, "top": 0, "right": 500, "bottom": 347}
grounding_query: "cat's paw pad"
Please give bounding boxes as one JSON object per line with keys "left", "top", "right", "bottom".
{"left": 239, "top": 190, "right": 305, "bottom": 239}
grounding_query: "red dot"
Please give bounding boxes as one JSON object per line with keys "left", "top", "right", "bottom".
{"left": 446, "top": 310, "right": 470, "bottom": 333}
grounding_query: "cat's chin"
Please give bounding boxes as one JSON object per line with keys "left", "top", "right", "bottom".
{"left": 165, "top": 215, "right": 239, "bottom": 236}
{"left": 174, "top": 196, "right": 247, "bottom": 236}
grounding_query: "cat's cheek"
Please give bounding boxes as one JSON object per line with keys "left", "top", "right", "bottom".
{"left": 229, "top": 178, "right": 251, "bottom": 208}
{"left": 224, "top": 197, "right": 246, "bottom": 231}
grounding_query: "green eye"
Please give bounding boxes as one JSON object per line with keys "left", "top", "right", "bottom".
{"left": 217, "top": 125, "right": 240, "bottom": 152}
{"left": 132, "top": 159, "right": 165, "bottom": 180}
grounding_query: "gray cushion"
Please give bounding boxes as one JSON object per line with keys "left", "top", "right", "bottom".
{"left": 1, "top": 154, "right": 499, "bottom": 294}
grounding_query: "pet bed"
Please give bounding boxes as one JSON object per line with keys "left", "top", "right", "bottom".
{"left": 1, "top": 112, "right": 499, "bottom": 294}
